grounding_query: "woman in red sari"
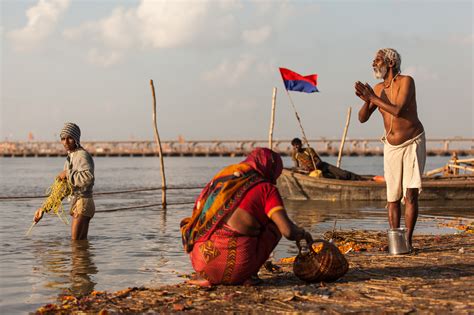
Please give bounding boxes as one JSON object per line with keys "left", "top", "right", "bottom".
{"left": 181, "top": 148, "right": 313, "bottom": 285}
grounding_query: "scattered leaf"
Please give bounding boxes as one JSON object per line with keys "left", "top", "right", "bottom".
{"left": 173, "top": 303, "right": 185, "bottom": 311}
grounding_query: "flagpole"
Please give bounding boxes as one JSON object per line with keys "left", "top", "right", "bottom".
{"left": 285, "top": 89, "right": 318, "bottom": 171}
{"left": 268, "top": 87, "right": 277, "bottom": 150}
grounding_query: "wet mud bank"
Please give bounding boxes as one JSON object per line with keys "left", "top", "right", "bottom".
{"left": 36, "top": 231, "right": 474, "bottom": 314}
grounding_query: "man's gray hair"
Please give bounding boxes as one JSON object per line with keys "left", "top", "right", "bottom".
{"left": 379, "top": 48, "right": 401, "bottom": 71}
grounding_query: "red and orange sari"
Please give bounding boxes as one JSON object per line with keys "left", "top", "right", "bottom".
{"left": 180, "top": 148, "right": 283, "bottom": 284}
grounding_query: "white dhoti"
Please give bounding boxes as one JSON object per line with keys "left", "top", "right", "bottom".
{"left": 382, "top": 132, "right": 426, "bottom": 202}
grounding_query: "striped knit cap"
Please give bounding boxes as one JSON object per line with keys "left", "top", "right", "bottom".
{"left": 60, "top": 122, "right": 81, "bottom": 146}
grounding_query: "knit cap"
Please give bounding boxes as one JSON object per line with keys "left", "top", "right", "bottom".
{"left": 60, "top": 122, "right": 81, "bottom": 146}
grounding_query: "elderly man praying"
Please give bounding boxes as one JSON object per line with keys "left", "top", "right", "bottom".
{"left": 355, "top": 48, "right": 426, "bottom": 251}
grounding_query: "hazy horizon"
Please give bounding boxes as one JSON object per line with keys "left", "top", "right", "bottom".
{"left": 1, "top": 0, "right": 473, "bottom": 142}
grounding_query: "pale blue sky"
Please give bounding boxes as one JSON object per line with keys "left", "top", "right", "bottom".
{"left": 1, "top": 0, "right": 472, "bottom": 141}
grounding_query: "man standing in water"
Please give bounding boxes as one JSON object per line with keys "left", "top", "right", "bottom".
{"left": 34, "top": 123, "right": 95, "bottom": 240}
{"left": 355, "top": 48, "right": 425, "bottom": 250}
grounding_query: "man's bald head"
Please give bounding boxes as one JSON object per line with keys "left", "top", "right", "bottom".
{"left": 378, "top": 48, "right": 401, "bottom": 73}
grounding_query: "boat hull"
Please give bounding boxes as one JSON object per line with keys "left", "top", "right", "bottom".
{"left": 277, "top": 169, "right": 474, "bottom": 201}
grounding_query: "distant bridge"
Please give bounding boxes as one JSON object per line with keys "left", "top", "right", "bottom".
{"left": 1, "top": 138, "right": 472, "bottom": 157}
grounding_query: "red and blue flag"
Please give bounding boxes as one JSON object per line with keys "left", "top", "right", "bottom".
{"left": 279, "top": 67, "right": 318, "bottom": 93}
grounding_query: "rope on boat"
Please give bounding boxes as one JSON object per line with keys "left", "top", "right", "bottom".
{"left": 0, "top": 185, "right": 205, "bottom": 201}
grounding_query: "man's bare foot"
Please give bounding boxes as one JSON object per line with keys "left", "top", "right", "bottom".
{"left": 407, "top": 244, "right": 419, "bottom": 254}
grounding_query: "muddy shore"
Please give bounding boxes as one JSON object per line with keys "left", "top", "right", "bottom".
{"left": 36, "top": 231, "right": 473, "bottom": 314}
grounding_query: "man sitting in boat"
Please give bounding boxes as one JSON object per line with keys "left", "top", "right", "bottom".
{"left": 291, "top": 138, "right": 362, "bottom": 180}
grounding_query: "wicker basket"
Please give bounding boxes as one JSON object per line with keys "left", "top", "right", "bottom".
{"left": 293, "top": 239, "right": 349, "bottom": 283}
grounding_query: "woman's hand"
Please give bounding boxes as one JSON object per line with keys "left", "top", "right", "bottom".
{"left": 34, "top": 208, "right": 44, "bottom": 223}
{"left": 295, "top": 227, "right": 313, "bottom": 245}
{"left": 303, "top": 230, "right": 314, "bottom": 245}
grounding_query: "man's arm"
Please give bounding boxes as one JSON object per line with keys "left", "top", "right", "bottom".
{"left": 67, "top": 151, "right": 94, "bottom": 188}
{"left": 355, "top": 82, "right": 379, "bottom": 123}
{"left": 356, "top": 76, "right": 415, "bottom": 117}
{"left": 291, "top": 151, "right": 299, "bottom": 168}
{"left": 358, "top": 100, "right": 377, "bottom": 123}
{"left": 308, "top": 147, "right": 322, "bottom": 168}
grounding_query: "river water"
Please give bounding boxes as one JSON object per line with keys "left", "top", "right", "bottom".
{"left": 0, "top": 156, "right": 472, "bottom": 313}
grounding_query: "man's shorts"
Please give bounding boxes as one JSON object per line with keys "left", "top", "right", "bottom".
{"left": 70, "top": 197, "right": 95, "bottom": 218}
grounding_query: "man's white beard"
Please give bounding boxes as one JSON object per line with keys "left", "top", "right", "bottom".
{"left": 373, "top": 65, "right": 387, "bottom": 80}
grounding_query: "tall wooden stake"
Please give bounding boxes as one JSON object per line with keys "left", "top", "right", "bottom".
{"left": 150, "top": 80, "right": 167, "bottom": 209}
{"left": 337, "top": 107, "right": 352, "bottom": 168}
{"left": 268, "top": 87, "right": 277, "bottom": 149}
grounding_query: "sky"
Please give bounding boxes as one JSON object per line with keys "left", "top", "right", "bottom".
{"left": 1, "top": 0, "right": 472, "bottom": 142}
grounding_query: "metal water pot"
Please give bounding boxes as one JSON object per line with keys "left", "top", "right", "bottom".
{"left": 387, "top": 228, "right": 409, "bottom": 255}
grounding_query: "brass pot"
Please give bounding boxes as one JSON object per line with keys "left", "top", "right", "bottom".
{"left": 293, "top": 239, "right": 349, "bottom": 283}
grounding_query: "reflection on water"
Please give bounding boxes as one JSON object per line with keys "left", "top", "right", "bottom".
{"left": 32, "top": 240, "right": 97, "bottom": 296}
{"left": 32, "top": 241, "right": 70, "bottom": 291}
{"left": 284, "top": 199, "right": 474, "bottom": 236}
{"left": 70, "top": 241, "right": 97, "bottom": 296}
{"left": 285, "top": 199, "right": 380, "bottom": 225}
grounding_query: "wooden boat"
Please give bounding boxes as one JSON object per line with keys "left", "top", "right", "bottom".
{"left": 277, "top": 169, "right": 474, "bottom": 201}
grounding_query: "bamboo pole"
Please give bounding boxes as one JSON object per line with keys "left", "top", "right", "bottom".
{"left": 268, "top": 87, "right": 277, "bottom": 149}
{"left": 285, "top": 90, "right": 318, "bottom": 170}
{"left": 426, "top": 164, "right": 474, "bottom": 176}
{"left": 336, "top": 107, "right": 352, "bottom": 168}
{"left": 448, "top": 164, "right": 474, "bottom": 172}
{"left": 454, "top": 158, "right": 474, "bottom": 164}
{"left": 425, "top": 166, "right": 444, "bottom": 176}
{"left": 149, "top": 80, "right": 167, "bottom": 209}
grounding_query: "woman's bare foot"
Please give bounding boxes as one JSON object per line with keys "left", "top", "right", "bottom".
{"left": 187, "top": 275, "right": 212, "bottom": 288}
{"left": 263, "top": 260, "right": 282, "bottom": 273}
{"left": 243, "top": 275, "right": 263, "bottom": 286}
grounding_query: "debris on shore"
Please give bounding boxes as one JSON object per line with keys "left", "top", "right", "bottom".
{"left": 36, "top": 231, "right": 473, "bottom": 314}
